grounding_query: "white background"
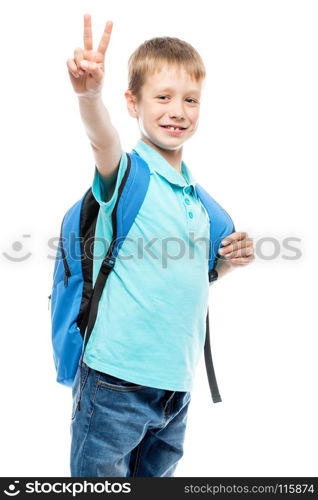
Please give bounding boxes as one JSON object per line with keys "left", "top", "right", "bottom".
{"left": 0, "top": 0, "right": 317, "bottom": 477}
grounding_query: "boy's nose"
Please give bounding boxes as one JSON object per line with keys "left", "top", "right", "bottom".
{"left": 168, "top": 101, "right": 185, "bottom": 121}
{"left": 168, "top": 108, "right": 185, "bottom": 121}
{"left": 169, "top": 113, "right": 184, "bottom": 120}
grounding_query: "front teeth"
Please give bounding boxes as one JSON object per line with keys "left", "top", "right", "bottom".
{"left": 167, "top": 126, "right": 182, "bottom": 130}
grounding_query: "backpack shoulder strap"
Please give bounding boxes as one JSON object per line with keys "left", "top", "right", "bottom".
{"left": 80, "top": 151, "right": 151, "bottom": 350}
{"left": 110, "top": 150, "right": 151, "bottom": 257}
{"left": 195, "top": 184, "right": 236, "bottom": 404}
{"left": 195, "top": 184, "right": 235, "bottom": 281}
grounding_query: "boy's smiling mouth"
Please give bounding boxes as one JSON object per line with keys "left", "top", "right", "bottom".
{"left": 160, "top": 124, "right": 187, "bottom": 130}
{"left": 159, "top": 124, "right": 187, "bottom": 135}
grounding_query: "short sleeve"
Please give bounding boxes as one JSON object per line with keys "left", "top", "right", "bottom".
{"left": 92, "top": 152, "right": 128, "bottom": 213}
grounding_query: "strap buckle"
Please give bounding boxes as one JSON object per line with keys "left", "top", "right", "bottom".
{"left": 100, "top": 256, "right": 116, "bottom": 275}
{"left": 208, "top": 269, "right": 218, "bottom": 283}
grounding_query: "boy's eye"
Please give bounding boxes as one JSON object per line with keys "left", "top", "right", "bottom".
{"left": 156, "top": 96, "right": 199, "bottom": 104}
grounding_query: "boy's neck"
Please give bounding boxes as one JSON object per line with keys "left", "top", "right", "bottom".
{"left": 140, "top": 136, "right": 183, "bottom": 174}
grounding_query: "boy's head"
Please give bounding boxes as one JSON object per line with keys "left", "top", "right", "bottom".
{"left": 125, "top": 37, "right": 206, "bottom": 152}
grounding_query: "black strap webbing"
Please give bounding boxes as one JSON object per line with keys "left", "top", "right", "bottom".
{"left": 204, "top": 307, "right": 222, "bottom": 403}
{"left": 81, "top": 254, "right": 115, "bottom": 352}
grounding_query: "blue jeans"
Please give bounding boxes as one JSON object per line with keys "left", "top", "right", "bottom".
{"left": 70, "top": 356, "right": 191, "bottom": 477}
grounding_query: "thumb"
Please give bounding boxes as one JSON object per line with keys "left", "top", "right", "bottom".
{"left": 80, "top": 60, "right": 104, "bottom": 83}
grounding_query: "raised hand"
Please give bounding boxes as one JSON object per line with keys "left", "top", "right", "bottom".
{"left": 66, "top": 13, "right": 113, "bottom": 97}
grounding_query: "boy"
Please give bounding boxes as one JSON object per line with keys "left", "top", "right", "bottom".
{"left": 66, "top": 13, "right": 254, "bottom": 478}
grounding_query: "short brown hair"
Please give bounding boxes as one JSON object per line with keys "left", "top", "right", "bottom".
{"left": 127, "top": 36, "right": 206, "bottom": 101}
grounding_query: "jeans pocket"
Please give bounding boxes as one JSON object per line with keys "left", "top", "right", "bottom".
{"left": 96, "top": 370, "right": 146, "bottom": 392}
{"left": 71, "top": 365, "right": 80, "bottom": 420}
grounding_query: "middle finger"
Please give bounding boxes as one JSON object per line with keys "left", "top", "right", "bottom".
{"left": 97, "top": 20, "right": 113, "bottom": 56}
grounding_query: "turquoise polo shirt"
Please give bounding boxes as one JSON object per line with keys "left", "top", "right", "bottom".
{"left": 83, "top": 138, "right": 210, "bottom": 391}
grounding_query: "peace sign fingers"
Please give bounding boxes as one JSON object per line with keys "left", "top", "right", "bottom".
{"left": 67, "top": 14, "right": 113, "bottom": 97}
{"left": 97, "top": 20, "right": 113, "bottom": 57}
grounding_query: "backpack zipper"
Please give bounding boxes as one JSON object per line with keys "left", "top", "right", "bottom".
{"left": 61, "top": 244, "right": 71, "bottom": 286}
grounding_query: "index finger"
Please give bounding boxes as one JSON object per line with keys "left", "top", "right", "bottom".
{"left": 83, "top": 13, "right": 93, "bottom": 51}
{"left": 221, "top": 232, "right": 248, "bottom": 245}
{"left": 97, "top": 20, "right": 113, "bottom": 56}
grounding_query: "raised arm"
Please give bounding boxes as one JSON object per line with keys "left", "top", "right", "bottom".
{"left": 66, "top": 14, "right": 122, "bottom": 182}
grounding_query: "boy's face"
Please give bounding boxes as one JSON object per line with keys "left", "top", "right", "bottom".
{"left": 126, "top": 64, "right": 203, "bottom": 151}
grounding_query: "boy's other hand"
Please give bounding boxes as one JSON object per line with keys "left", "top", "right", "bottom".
{"left": 66, "top": 13, "right": 113, "bottom": 98}
{"left": 217, "top": 232, "right": 255, "bottom": 266}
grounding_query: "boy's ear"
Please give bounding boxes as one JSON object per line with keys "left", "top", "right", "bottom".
{"left": 125, "top": 89, "right": 138, "bottom": 118}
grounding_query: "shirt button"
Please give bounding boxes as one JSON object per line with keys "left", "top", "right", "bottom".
{"left": 188, "top": 211, "right": 194, "bottom": 219}
{"left": 185, "top": 198, "right": 191, "bottom": 205}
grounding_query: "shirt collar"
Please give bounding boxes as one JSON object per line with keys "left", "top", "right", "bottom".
{"left": 132, "top": 139, "right": 198, "bottom": 198}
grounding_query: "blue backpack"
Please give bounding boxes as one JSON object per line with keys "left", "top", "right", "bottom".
{"left": 48, "top": 150, "right": 235, "bottom": 403}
